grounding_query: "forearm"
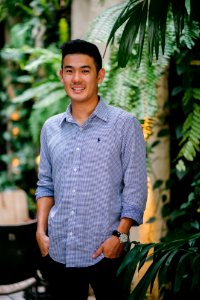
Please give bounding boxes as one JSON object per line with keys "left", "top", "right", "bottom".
{"left": 117, "top": 217, "right": 134, "bottom": 234}
{"left": 36, "top": 196, "right": 54, "bottom": 235}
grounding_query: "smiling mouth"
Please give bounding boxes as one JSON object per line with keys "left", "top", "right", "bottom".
{"left": 72, "top": 87, "right": 85, "bottom": 93}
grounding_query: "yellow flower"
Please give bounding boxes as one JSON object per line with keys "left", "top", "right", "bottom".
{"left": 10, "top": 111, "right": 20, "bottom": 121}
{"left": 12, "top": 158, "right": 20, "bottom": 168}
{"left": 12, "top": 127, "right": 20, "bottom": 136}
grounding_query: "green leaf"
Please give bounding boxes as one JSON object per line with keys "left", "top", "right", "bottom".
{"left": 171, "top": 0, "right": 186, "bottom": 46}
{"left": 150, "top": 140, "right": 160, "bottom": 148}
{"left": 157, "top": 128, "right": 169, "bottom": 137}
{"left": 13, "top": 82, "right": 62, "bottom": 103}
{"left": 191, "top": 254, "right": 200, "bottom": 289}
{"left": 129, "top": 251, "right": 170, "bottom": 300}
{"left": 105, "top": 1, "right": 139, "bottom": 53}
{"left": 117, "top": 244, "right": 143, "bottom": 290}
{"left": 118, "top": 2, "right": 143, "bottom": 67}
{"left": 33, "top": 89, "right": 66, "bottom": 108}
{"left": 146, "top": 217, "right": 156, "bottom": 224}
{"left": 138, "top": 244, "right": 155, "bottom": 271}
{"left": 137, "top": 0, "right": 148, "bottom": 66}
{"left": 159, "top": 249, "right": 179, "bottom": 285}
{"left": 171, "top": 86, "right": 183, "bottom": 96}
{"left": 159, "top": 0, "right": 169, "bottom": 54}
{"left": 173, "top": 252, "right": 191, "bottom": 293}
{"left": 153, "top": 179, "right": 163, "bottom": 189}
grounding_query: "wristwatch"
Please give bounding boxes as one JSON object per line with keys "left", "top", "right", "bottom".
{"left": 112, "top": 230, "right": 128, "bottom": 243}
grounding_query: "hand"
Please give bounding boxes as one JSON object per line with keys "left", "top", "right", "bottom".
{"left": 36, "top": 231, "right": 50, "bottom": 257}
{"left": 92, "top": 236, "right": 124, "bottom": 259}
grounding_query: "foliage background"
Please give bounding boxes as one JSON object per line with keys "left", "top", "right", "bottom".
{"left": 0, "top": 0, "right": 200, "bottom": 298}
{"left": 0, "top": 0, "right": 71, "bottom": 215}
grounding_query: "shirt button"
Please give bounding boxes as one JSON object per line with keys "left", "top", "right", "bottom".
{"left": 79, "top": 127, "right": 83, "bottom": 131}
{"left": 74, "top": 168, "right": 77, "bottom": 172}
{"left": 76, "top": 147, "right": 80, "bottom": 151}
{"left": 71, "top": 211, "right": 75, "bottom": 215}
{"left": 72, "top": 189, "right": 76, "bottom": 193}
{"left": 69, "top": 232, "right": 73, "bottom": 236}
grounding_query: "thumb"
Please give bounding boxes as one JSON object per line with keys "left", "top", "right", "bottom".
{"left": 92, "top": 245, "right": 103, "bottom": 259}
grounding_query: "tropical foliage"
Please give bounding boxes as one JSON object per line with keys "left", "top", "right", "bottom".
{"left": 119, "top": 232, "right": 200, "bottom": 299}
{"left": 104, "top": 0, "right": 200, "bottom": 67}
{"left": 87, "top": 0, "right": 200, "bottom": 167}
{"left": 0, "top": 1, "right": 200, "bottom": 298}
{"left": 86, "top": 1, "right": 200, "bottom": 299}
{"left": 0, "top": 0, "right": 71, "bottom": 215}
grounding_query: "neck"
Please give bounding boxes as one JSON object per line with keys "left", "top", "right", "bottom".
{"left": 71, "top": 96, "right": 99, "bottom": 125}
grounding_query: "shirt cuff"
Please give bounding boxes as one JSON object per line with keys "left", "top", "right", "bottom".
{"left": 35, "top": 189, "right": 54, "bottom": 200}
{"left": 121, "top": 204, "right": 144, "bottom": 225}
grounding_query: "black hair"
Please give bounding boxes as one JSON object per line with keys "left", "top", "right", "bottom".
{"left": 60, "top": 39, "right": 102, "bottom": 73}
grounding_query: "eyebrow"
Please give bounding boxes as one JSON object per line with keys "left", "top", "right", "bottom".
{"left": 63, "top": 65, "right": 91, "bottom": 69}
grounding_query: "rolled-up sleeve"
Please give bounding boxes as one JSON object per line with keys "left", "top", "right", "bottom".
{"left": 35, "top": 124, "right": 54, "bottom": 200}
{"left": 121, "top": 116, "right": 147, "bottom": 224}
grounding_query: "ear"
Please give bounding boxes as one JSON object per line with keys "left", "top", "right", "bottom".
{"left": 97, "top": 68, "right": 105, "bottom": 84}
{"left": 59, "top": 69, "right": 64, "bottom": 83}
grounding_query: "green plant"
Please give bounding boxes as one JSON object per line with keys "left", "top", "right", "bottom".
{"left": 85, "top": 3, "right": 200, "bottom": 299}
{"left": 104, "top": 0, "right": 200, "bottom": 67}
{"left": 118, "top": 232, "right": 200, "bottom": 300}
{"left": 0, "top": 0, "right": 71, "bottom": 203}
{"left": 1, "top": 46, "right": 68, "bottom": 145}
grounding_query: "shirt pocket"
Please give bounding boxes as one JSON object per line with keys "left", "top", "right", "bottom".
{"left": 82, "top": 135, "right": 111, "bottom": 165}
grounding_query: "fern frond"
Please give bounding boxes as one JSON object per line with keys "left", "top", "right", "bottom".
{"left": 178, "top": 103, "right": 200, "bottom": 161}
{"left": 183, "top": 88, "right": 192, "bottom": 106}
{"left": 85, "top": 2, "right": 127, "bottom": 44}
{"left": 193, "top": 88, "right": 200, "bottom": 100}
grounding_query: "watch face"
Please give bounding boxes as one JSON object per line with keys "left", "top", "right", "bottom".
{"left": 119, "top": 233, "right": 128, "bottom": 243}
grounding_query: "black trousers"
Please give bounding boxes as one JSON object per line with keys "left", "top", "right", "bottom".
{"left": 40, "top": 254, "right": 130, "bottom": 300}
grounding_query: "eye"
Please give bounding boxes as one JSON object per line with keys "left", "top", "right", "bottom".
{"left": 82, "top": 69, "right": 89, "bottom": 73}
{"left": 65, "top": 69, "right": 72, "bottom": 73}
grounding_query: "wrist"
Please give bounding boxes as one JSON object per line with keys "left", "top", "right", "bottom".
{"left": 112, "top": 230, "right": 128, "bottom": 244}
{"left": 117, "top": 217, "right": 133, "bottom": 233}
{"left": 36, "top": 230, "right": 47, "bottom": 236}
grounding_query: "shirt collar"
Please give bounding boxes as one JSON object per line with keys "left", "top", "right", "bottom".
{"left": 59, "top": 97, "right": 108, "bottom": 126}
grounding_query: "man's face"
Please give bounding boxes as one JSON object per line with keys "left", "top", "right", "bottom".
{"left": 59, "top": 53, "right": 105, "bottom": 104}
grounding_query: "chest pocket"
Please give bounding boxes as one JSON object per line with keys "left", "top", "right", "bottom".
{"left": 84, "top": 136, "right": 109, "bottom": 163}
{"left": 81, "top": 131, "right": 120, "bottom": 166}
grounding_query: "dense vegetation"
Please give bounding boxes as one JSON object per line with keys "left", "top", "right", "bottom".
{"left": 0, "top": 0, "right": 71, "bottom": 215}
{"left": 0, "top": 0, "right": 199, "bottom": 298}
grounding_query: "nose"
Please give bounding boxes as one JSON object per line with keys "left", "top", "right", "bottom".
{"left": 72, "top": 71, "right": 81, "bottom": 83}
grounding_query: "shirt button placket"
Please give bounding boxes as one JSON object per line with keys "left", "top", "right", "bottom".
{"left": 68, "top": 127, "right": 83, "bottom": 242}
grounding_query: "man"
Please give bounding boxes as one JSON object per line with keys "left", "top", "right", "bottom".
{"left": 36, "top": 39, "right": 147, "bottom": 300}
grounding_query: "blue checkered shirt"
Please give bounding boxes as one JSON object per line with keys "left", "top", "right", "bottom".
{"left": 35, "top": 98, "right": 147, "bottom": 267}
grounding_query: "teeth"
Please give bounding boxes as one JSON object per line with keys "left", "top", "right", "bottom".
{"left": 72, "top": 87, "right": 84, "bottom": 90}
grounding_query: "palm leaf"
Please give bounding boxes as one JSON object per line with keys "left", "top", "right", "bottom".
{"left": 191, "top": 254, "right": 200, "bottom": 289}
{"left": 105, "top": 1, "right": 143, "bottom": 54}
{"left": 117, "top": 244, "right": 143, "bottom": 291}
{"left": 117, "top": 243, "right": 156, "bottom": 291}
{"left": 137, "top": 0, "right": 148, "bottom": 66}
{"left": 171, "top": 0, "right": 186, "bottom": 46}
{"left": 129, "top": 252, "right": 170, "bottom": 300}
{"left": 159, "top": 0, "right": 169, "bottom": 54}
{"left": 119, "top": 233, "right": 200, "bottom": 299}
{"left": 118, "top": 2, "right": 143, "bottom": 67}
{"left": 158, "top": 249, "right": 179, "bottom": 285}
{"left": 173, "top": 252, "right": 191, "bottom": 293}
{"left": 104, "top": 0, "right": 199, "bottom": 67}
